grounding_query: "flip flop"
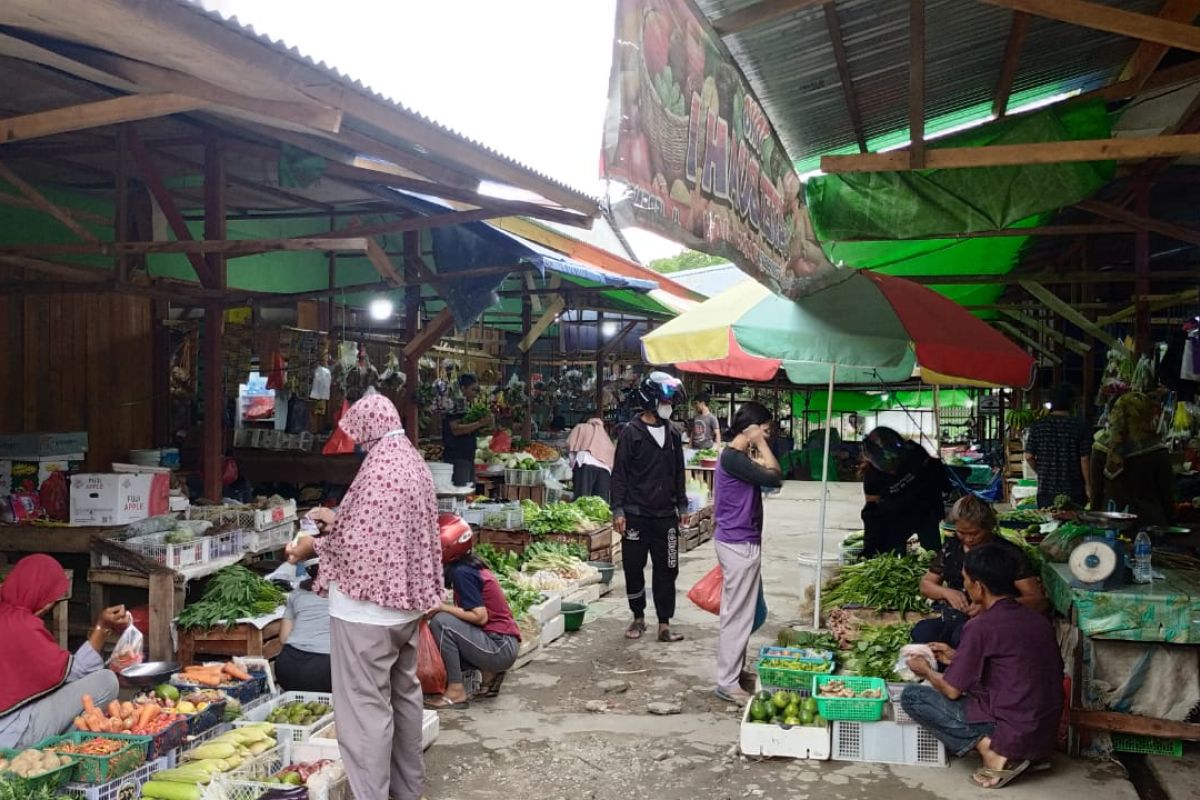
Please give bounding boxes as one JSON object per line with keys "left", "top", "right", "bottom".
{"left": 971, "top": 760, "right": 1030, "bottom": 789}
{"left": 479, "top": 671, "right": 508, "bottom": 698}
{"left": 626, "top": 620, "right": 647, "bottom": 639}
{"left": 657, "top": 628, "right": 685, "bottom": 643}
{"left": 423, "top": 696, "right": 471, "bottom": 711}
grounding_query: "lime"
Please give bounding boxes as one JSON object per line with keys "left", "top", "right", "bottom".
{"left": 771, "top": 691, "right": 791, "bottom": 711}
{"left": 802, "top": 697, "right": 818, "bottom": 715}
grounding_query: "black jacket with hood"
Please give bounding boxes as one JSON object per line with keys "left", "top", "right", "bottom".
{"left": 611, "top": 415, "right": 688, "bottom": 520}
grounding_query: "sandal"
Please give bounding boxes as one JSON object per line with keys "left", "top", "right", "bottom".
{"left": 971, "top": 760, "right": 1030, "bottom": 789}
{"left": 626, "top": 620, "right": 647, "bottom": 639}
{"left": 657, "top": 628, "right": 685, "bottom": 643}
{"left": 423, "top": 696, "right": 471, "bottom": 711}
{"left": 479, "top": 671, "right": 508, "bottom": 698}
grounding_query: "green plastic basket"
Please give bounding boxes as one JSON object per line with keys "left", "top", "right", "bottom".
{"left": 756, "top": 647, "right": 835, "bottom": 692}
{"left": 35, "top": 733, "right": 146, "bottom": 784}
{"left": 1111, "top": 733, "right": 1183, "bottom": 757}
{"left": 0, "top": 748, "right": 77, "bottom": 793}
{"left": 813, "top": 675, "right": 887, "bottom": 722}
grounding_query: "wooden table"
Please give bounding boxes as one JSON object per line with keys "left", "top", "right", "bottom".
{"left": 0, "top": 565, "right": 72, "bottom": 647}
{"left": 0, "top": 523, "right": 122, "bottom": 557}
{"left": 177, "top": 615, "right": 284, "bottom": 664}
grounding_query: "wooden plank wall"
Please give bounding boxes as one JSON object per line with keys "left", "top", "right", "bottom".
{"left": 0, "top": 292, "right": 155, "bottom": 470}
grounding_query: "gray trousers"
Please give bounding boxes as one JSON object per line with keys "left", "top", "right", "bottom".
{"left": 14, "top": 670, "right": 119, "bottom": 748}
{"left": 715, "top": 540, "right": 761, "bottom": 692}
{"left": 330, "top": 617, "right": 424, "bottom": 800}
{"left": 429, "top": 611, "right": 519, "bottom": 685}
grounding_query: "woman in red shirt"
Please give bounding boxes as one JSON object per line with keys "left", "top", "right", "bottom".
{"left": 425, "top": 523, "right": 521, "bottom": 709}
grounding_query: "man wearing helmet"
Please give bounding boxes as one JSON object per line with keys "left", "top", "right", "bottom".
{"left": 611, "top": 371, "right": 690, "bottom": 642}
{"left": 861, "top": 427, "right": 946, "bottom": 556}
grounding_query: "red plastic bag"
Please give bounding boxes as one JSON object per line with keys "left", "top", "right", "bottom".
{"left": 222, "top": 457, "right": 239, "bottom": 487}
{"left": 687, "top": 565, "right": 722, "bottom": 615}
{"left": 417, "top": 620, "right": 447, "bottom": 695}
{"left": 322, "top": 401, "right": 356, "bottom": 456}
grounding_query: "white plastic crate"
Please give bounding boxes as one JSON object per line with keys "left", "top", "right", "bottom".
{"left": 528, "top": 593, "right": 562, "bottom": 625}
{"left": 437, "top": 496, "right": 468, "bottom": 514}
{"left": 477, "top": 503, "right": 523, "bottom": 530}
{"left": 60, "top": 756, "right": 171, "bottom": 800}
{"left": 504, "top": 468, "right": 542, "bottom": 487}
{"left": 887, "top": 683, "right": 915, "bottom": 724}
{"left": 188, "top": 501, "right": 297, "bottom": 531}
{"left": 831, "top": 720, "right": 947, "bottom": 767}
{"left": 245, "top": 519, "right": 295, "bottom": 553}
{"left": 311, "top": 710, "right": 439, "bottom": 752}
{"left": 123, "top": 530, "right": 210, "bottom": 569}
{"left": 235, "top": 691, "right": 333, "bottom": 744}
{"left": 207, "top": 529, "right": 248, "bottom": 560}
{"left": 190, "top": 722, "right": 234, "bottom": 745}
{"left": 739, "top": 696, "right": 831, "bottom": 759}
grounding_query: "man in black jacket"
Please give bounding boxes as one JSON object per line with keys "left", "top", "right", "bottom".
{"left": 612, "top": 372, "right": 690, "bottom": 642}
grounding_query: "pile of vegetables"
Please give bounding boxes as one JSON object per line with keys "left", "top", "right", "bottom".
{"left": 822, "top": 553, "right": 932, "bottom": 614}
{"left": 521, "top": 497, "right": 612, "bottom": 536}
{"left": 747, "top": 690, "right": 826, "bottom": 728}
{"left": 0, "top": 750, "right": 72, "bottom": 778}
{"left": 839, "top": 623, "right": 913, "bottom": 681}
{"left": 776, "top": 629, "right": 839, "bottom": 652}
{"left": 73, "top": 693, "right": 183, "bottom": 734}
{"left": 496, "top": 574, "right": 542, "bottom": 621}
{"left": 817, "top": 679, "right": 883, "bottom": 699}
{"left": 49, "top": 739, "right": 124, "bottom": 757}
{"left": 522, "top": 546, "right": 593, "bottom": 581}
{"left": 462, "top": 399, "right": 491, "bottom": 424}
{"left": 998, "top": 508, "right": 1048, "bottom": 526}
{"left": 758, "top": 656, "right": 830, "bottom": 674}
{"left": 176, "top": 566, "right": 286, "bottom": 630}
{"left": 140, "top": 724, "right": 276, "bottom": 800}
{"left": 175, "top": 661, "right": 253, "bottom": 688}
{"left": 264, "top": 701, "right": 329, "bottom": 727}
{"left": 688, "top": 448, "right": 720, "bottom": 465}
{"left": 571, "top": 496, "right": 612, "bottom": 524}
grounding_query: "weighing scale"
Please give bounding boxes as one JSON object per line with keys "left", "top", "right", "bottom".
{"left": 1068, "top": 510, "right": 1137, "bottom": 591}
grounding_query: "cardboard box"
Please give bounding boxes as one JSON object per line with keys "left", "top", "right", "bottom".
{"left": 2, "top": 456, "right": 84, "bottom": 494}
{"left": 70, "top": 472, "right": 170, "bottom": 526}
{"left": 0, "top": 432, "right": 88, "bottom": 459}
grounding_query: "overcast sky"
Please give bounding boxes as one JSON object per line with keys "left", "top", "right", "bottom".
{"left": 200, "top": 0, "right": 683, "bottom": 262}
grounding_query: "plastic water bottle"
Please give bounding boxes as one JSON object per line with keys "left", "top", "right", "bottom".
{"left": 1133, "top": 531, "right": 1153, "bottom": 584}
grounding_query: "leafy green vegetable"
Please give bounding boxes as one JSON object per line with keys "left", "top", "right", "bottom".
{"left": 572, "top": 496, "right": 612, "bottom": 524}
{"left": 475, "top": 543, "right": 521, "bottom": 577}
{"left": 462, "top": 398, "right": 491, "bottom": 424}
{"left": 522, "top": 540, "right": 587, "bottom": 564}
{"left": 822, "top": 553, "right": 932, "bottom": 614}
{"left": 525, "top": 502, "right": 590, "bottom": 536}
{"left": 176, "top": 565, "right": 286, "bottom": 630}
{"left": 840, "top": 623, "right": 913, "bottom": 681}
{"left": 497, "top": 573, "right": 542, "bottom": 620}
{"left": 776, "top": 629, "right": 839, "bottom": 652}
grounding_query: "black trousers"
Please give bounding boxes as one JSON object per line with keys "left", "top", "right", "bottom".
{"left": 572, "top": 465, "right": 611, "bottom": 503}
{"left": 621, "top": 514, "right": 679, "bottom": 624}
{"left": 274, "top": 644, "right": 333, "bottom": 693}
{"left": 863, "top": 514, "right": 941, "bottom": 556}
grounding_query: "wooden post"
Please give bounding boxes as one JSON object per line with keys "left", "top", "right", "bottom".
{"left": 521, "top": 291, "right": 532, "bottom": 440}
{"left": 148, "top": 570, "right": 175, "bottom": 661}
{"left": 595, "top": 311, "right": 605, "bottom": 415}
{"left": 1080, "top": 240, "right": 1097, "bottom": 422}
{"left": 1135, "top": 179, "right": 1152, "bottom": 353}
{"left": 202, "top": 136, "right": 226, "bottom": 501}
{"left": 402, "top": 231, "right": 421, "bottom": 443}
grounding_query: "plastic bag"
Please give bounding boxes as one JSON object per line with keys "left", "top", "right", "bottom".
{"left": 893, "top": 643, "right": 936, "bottom": 682}
{"left": 1039, "top": 523, "right": 1089, "bottom": 563}
{"left": 687, "top": 565, "right": 722, "bottom": 614}
{"left": 417, "top": 620, "right": 447, "bottom": 696}
{"left": 108, "top": 617, "right": 144, "bottom": 672}
{"left": 322, "top": 401, "right": 356, "bottom": 456}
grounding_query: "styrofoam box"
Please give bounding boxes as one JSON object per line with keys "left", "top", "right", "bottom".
{"left": 564, "top": 583, "right": 601, "bottom": 606}
{"left": 832, "top": 720, "right": 947, "bottom": 767}
{"left": 529, "top": 593, "right": 562, "bottom": 625}
{"left": 739, "top": 696, "right": 831, "bottom": 759}
{"left": 311, "top": 710, "right": 439, "bottom": 751}
{"left": 70, "top": 472, "right": 169, "bottom": 526}
{"left": 540, "top": 614, "right": 566, "bottom": 647}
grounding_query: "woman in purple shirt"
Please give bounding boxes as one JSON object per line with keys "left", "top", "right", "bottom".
{"left": 712, "top": 402, "right": 783, "bottom": 703}
{"left": 901, "top": 544, "right": 1063, "bottom": 789}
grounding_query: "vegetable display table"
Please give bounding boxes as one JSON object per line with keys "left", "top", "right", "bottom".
{"left": 0, "top": 564, "right": 72, "bottom": 646}
{"left": 477, "top": 525, "right": 614, "bottom": 561}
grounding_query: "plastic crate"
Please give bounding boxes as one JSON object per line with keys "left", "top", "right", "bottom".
{"left": 887, "top": 683, "right": 916, "bottom": 724}
{"left": 437, "top": 496, "right": 468, "bottom": 514}
{"left": 189, "top": 722, "right": 233, "bottom": 746}
{"left": 1111, "top": 733, "right": 1183, "bottom": 757}
{"left": 106, "top": 721, "right": 185, "bottom": 761}
{"left": 219, "top": 771, "right": 348, "bottom": 800}
{"left": 174, "top": 672, "right": 267, "bottom": 705}
{"left": 311, "top": 711, "right": 439, "bottom": 752}
{"left": 37, "top": 733, "right": 146, "bottom": 784}
{"left": 813, "top": 675, "right": 887, "bottom": 722}
{"left": 180, "top": 701, "right": 228, "bottom": 736}
{"left": 504, "top": 468, "right": 542, "bottom": 487}
{"left": 122, "top": 531, "right": 210, "bottom": 570}
{"left": 207, "top": 529, "right": 249, "bottom": 559}
{"left": 739, "top": 695, "right": 830, "bottom": 759}
{"left": 756, "top": 647, "right": 835, "bottom": 692}
{"left": 235, "top": 692, "right": 333, "bottom": 744}
{"left": 59, "top": 756, "right": 170, "bottom": 800}
{"left": 0, "top": 748, "right": 78, "bottom": 794}
{"left": 188, "top": 501, "right": 297, "bottom": 531}
{"left": 245, "top": 521, "right": 295, "bottom": 553}
{"left": 832, "top": 720, "right": 947, "bottom": 767}
{"left": 477, "top": 503, "right": 524, "bottom": 530}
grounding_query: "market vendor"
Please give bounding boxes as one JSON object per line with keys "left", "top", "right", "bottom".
{"left": 1025, "top": 384, "right": 1092, "bottom": 509}
{"left": 914, "top": 495, "right": 1046, "bottom": 648}
{"left": 901, "top": 545, "right": 1063, "bottom": 789}
{"left": 1090, "top": 392, "right": 1174, "bottom": 526}
{"left": 860, "top": 427, "right": 946, "bottom": 555}
{"left": 689, "top": 392, "right": 721, "bottom": 450}
{"left": 0, "top": 554, "right": 125, "bottom": 748}
{"left": 443, "top": 373, "right": 493, "bottom": 487}
{"left": 567, "top": 414, "right": 615, "bottom": 502}
{"left": 425, "top": 522, "right": 520, "bottom": 710}
{"left": 275, "top": 561, "right": 332, "bottom": 693}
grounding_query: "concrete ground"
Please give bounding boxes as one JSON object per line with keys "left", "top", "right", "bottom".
{"left": 424, "top": 482, "right": 1138, "bottom": 800}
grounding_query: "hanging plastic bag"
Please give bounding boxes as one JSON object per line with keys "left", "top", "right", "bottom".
{"left": 752, "top": 584, "right": 768, "bottom": 633}
{"left": 323, "top": 401, "right": 355, "bottom": 456}
{"left": 108, "top": 615, "right": 144, "bottom": 672}
{"left": 687, "top": 565, "right": 723, "bottom": 615}
{"left": 417, "top": 620, "right": 447, "bottom": 695}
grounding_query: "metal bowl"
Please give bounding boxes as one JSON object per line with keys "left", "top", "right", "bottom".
{"left": 1080, "top": 511, "right": 1139, "bottom": 530}
{"left": 119, "top": 660, "right": 180, "bottom": 687}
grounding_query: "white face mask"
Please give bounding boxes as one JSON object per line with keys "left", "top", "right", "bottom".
{"left": 657, "top": 403, "right": 673, "bottom": 420}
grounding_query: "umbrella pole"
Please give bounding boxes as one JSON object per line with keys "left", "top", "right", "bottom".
{"left": 813, "top": 363, "right": 837, "bottom": 630}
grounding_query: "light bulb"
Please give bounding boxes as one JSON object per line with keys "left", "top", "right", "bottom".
{"left": 369, "top": 298, "right": 394, "bottom": 321}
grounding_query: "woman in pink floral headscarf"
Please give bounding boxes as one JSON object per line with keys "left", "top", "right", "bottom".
{"left": 288, "top": 392, "right": 441, "bottom": 800}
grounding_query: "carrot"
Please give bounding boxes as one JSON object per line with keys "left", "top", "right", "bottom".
{"left": 82, "top": 694, "right": 97, "bottom": 715}
{"left": 136, "top": 703, "right": 160, "bottom": 729}
{"left": 222, "top": 662, "right": 251, "bottom": 681}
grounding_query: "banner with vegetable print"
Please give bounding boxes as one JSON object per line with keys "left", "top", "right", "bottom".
{"left": 602, "top": 0, "right": 836, "bottom": 297}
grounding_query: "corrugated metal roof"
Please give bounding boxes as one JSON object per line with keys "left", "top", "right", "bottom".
{"left": 695, "top": 0, "right": 1162, "bottom": 168}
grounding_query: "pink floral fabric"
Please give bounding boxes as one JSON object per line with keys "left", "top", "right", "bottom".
{"left": 313, "top": 393, "right": 443, "bottom": 613}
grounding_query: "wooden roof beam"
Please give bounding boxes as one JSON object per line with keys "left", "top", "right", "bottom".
{"left": 909, "top": 0, "right": 927, "bottom": 169}
{"left": 1018, "top": 279, "right": 1124, "bottom": 350}
{"left": 364, "top": 239, "right": 403, "bottom": 287}
{"left": 996, "top": 321, "right": 1063, "bottom": 364}
{"left": 1118, "top": 0, "right": 1200, "bottom": 92}
{"left": 823, "top": 4, "right": 868, "bottom": 153}
{"left": 0, "top": 93, "right": 208, "bottom": 144}
{"left": 1076, "top": 199, "right": 1200, "bottom": 247}
{"left": 978, "top": 0, "right": 1200, "bottom": 53}
{"left": 0, "top": 161, "right": 100, "bottom": 241}
{"left": 0, "top": 186, "right": 110, "bottom": 226}
{"left": 710, "top": 0, "right": 831, "bottom": 36}
{"left": 1098, "top": 287, "right": 1200, "bottom": 325}
{"left": 821, "top": 132, "right": 1200, "bottom": 172}
{"left": 0, "top": 253, "right": 107, "bottom": 282}
{"left": 992, "top": 11, "right": 1030, "bottom": 117}
{"left": 1081, "top": 58, "right": 1200, "bottom": 104}
{"left": 999, "top": 309, "right": 1091, "bottom": 355}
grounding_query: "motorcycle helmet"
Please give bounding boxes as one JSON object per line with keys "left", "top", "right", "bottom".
{"left": 863, "top": 426, "right": 908, "bottom": 474}
{"left": 634, "top": 371, "right": 686, "bottom": 410}
{"left": 439, "top": 513, "right": 474, "bottom": 564}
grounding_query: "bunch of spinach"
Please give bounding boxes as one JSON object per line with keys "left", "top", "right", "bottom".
{"left": 822, "top": 553, "right": 932, "bottom": 614}
{"left": 840, "top": 623, "right": 913, "bottom": 681}
{"left": 177, "top": 565, "right": 286, "bottom": 630}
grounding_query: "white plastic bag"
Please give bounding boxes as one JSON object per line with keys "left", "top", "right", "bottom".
{"left": 893, "top": 643, "right": 936, "bottom": 682}
{"left": 107, "top": 616, "right": 144, "bottom": 671}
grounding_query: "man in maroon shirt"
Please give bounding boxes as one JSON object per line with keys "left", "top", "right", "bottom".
{"left": 901, "top": 544, "right": 1063, "bottom": 789}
